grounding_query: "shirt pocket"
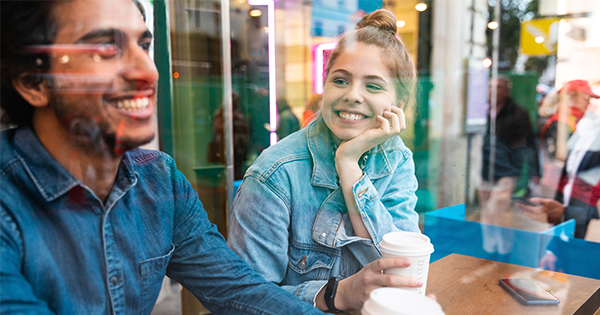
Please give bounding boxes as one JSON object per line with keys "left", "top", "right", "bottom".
{"left": 287, "top": 240, "right": 336, "bottom": 283}
{"left": 140, "top": 243, "right": 175, "bottom": 313}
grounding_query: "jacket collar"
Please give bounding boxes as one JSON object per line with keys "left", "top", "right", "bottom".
{"left": 305, "top": 117, "right": 394, "bottom": 189}
{"left": 13, "top": 126, "right": 137, "bottom": 203}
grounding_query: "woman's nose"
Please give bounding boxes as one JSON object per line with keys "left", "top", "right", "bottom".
{"left": 343, "top": 85, "right": 363, "bottom": 104}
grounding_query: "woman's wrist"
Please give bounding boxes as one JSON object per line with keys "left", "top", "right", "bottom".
{"left": 316, "top": 279, "right": 348, "bottom": 312}
{"left": 333, "top": 278, "right": 348, "bottom": 311}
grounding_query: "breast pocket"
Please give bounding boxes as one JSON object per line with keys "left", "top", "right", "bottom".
{"left": 140, "top": 243, "right": 175, "bottom": 314}
{"left": 287, "top": 240, "right": 337, "bottom": 283}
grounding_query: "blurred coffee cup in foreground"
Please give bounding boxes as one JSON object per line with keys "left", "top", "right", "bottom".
{"left": 361, "top": 288, "right": 445, "bottom": 315}
{"left": 379, "top": 232, "right": 434, "bottom": 295}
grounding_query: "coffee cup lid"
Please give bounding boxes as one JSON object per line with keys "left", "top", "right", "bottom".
{"left": 362, "top": 288, "right": 445, "bottom": 315}
{"left": 379, "top": 232, "right": 434, "bottom": 256}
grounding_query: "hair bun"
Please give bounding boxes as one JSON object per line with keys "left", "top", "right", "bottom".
{"left": 355, "top": 9, "right": 397, "bottom": 37}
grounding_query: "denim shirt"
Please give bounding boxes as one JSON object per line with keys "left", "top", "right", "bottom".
{"left": 228, "top": 118, "right": 419, "bottom": 305}
{"left": 0, "top": 127, "right": 323, "bottom": 315}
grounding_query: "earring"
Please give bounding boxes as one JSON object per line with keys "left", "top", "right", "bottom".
{"left": 93, "top": 53, "right": 101, "bottom": 62}
{"left": 59, "top": 55, "right": 70, "bottom": 64}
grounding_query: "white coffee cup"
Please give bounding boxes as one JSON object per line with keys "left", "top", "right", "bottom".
{"left": 379, "top": 231, "right": 434, "bottom": 295}
{"left": 361, "top": 287, "right": 445, "bottom": 315}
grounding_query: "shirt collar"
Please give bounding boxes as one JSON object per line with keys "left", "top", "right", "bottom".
{"left": 305, "top": 118, "right": 393, "bottom": 189}
{"left": 13, "top": 126, "right": 137, "bottom": 203}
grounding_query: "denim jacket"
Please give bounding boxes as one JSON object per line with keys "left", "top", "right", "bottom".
{"left": 228, "top": 118, "right": 419, "bottom": 305}
{"left": 0, "top": 127, "right": 323, "bottom": 315}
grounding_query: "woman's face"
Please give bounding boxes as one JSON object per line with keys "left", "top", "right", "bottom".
{"left": 322, "top": 42, "right": 398, "bottom": 144}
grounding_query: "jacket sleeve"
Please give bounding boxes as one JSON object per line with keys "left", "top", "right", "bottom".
{"left": 0, "top": 208, "right": 56, "bottom": 315}
{"left": 165, "top": 161, "right": 323, "bottom": 315}
{"left": 228, "top": 175, "right": 327, "bottom": 305}
{"left": 354, "top": 148, "right": 420, "bottom": 247}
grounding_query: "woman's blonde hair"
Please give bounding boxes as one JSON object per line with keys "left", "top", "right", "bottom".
{"left": 324, "top": 9, "right": 417, "bottom": 110}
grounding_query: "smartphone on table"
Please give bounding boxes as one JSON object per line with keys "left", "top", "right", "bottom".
{"left": 499, "top": 278, "right": 560, "bottom": 305}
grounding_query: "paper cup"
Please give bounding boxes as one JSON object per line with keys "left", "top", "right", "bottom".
{"left": 379, "top": 232, "right": 434, "bottom": 295}
{"left": 361, "top": 288, "right": 445, "bottom": 315}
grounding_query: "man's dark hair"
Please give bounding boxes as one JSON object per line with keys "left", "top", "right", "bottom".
{"left": 0, "top": 0, "right": 146, "bottom": 127}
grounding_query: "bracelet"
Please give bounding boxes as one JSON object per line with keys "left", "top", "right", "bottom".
{"left": 324, "top": 277, "right": 341, "bottom": 313}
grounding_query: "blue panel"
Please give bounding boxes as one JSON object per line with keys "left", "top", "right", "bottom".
{"left": 233, "top": 179, "right": 243, "bottom": 199}
{"left": 424, "top": 215, "right": 543, "bottom": 267}
{"left": 542, "top": 218, "right": 575, "bottom": 238}
{"left": 425, "top": 204, "right": 466, "bottom": 220}
{"left": 540, "top": 234, "right": 600, "bottom": 280}
{"left": 424, "top": 204, "right": 579, "bottom": 269}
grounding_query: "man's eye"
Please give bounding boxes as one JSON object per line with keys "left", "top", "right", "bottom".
{"left": 140, "top": 42, "right": 151, "bottom": 52}
{"left": 94, "top": 44, "right": 120, "bottom": 58}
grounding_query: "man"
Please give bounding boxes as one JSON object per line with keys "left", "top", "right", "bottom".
{"left": 0, "top": 1, "right": 323, "bottom": 314}
{"left": 478, "top": 75, "right": 540, "bottom": 256}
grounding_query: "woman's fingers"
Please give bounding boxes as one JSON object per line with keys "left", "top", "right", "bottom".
{"left": 376, "top": 273, "right": 424, "bottom": 288}
{"left": 381, "top": 107, "right": 406, "bottom": 133}
{"left": 369, "top": 257, "right": 411, "bottom": 270}
{"left": 376, "top": 114, "right": 390, "bottom": 132}
{"left": 389, "top": 106, "right": 406, "bottom": 130}
{"left": 366, "top": 258, "right": 423, "bottom": 288}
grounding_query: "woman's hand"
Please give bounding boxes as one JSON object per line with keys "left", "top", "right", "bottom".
{"left": 333, "top": 257, "right": 423, "bottom": 311}
{"left": 335, "top": 107, "right": 406, "bottom": 166}
{"left": 334, "top": 106, "right": 406, "bottom": 239}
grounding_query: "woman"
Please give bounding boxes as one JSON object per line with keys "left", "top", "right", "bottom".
{"left": 228, "top": 9, "right": 421, "bottom": 312}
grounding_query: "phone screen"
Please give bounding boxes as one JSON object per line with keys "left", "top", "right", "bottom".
{"left": 510, "top": 196, "right": 535, "bottom": 206}
{"left": 499, "top": 278, "right": 559, "bottom": 305}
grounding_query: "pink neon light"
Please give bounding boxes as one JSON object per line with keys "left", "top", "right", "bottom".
{"left": 314, "top": 42, "right": 337, "bottom": 95}
{"left": 249, "top": 0, "right": 277, "bottom": 145}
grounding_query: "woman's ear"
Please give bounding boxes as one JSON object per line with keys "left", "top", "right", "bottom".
{"left": 12, "top": 73, "right": 50, "bottom": 108}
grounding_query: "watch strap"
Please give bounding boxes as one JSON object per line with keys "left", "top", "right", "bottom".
{"left": 324, "top": 277, "right": 341, "bottom": 313}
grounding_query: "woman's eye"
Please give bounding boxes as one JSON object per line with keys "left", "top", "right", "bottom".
{"left": 367, "top": 84, "right": 383, "bottom": 91}
{"left": 333, "top": 78, "right": 348, "bottom": 85}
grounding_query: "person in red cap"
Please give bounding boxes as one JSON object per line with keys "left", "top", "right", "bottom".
{"left": 524, "top": 80, "right": 600, "bottom": 240}
{"left": 540, "top": 80, "right": 600, "bottom": 163}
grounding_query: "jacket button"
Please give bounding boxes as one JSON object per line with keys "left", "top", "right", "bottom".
{"left": 298, "top": 261, "right": 306, "bottom": 270}
{"left": 298, "top": 256, "right": 307, "bottom": 270}
{"left": 321, "top": 232, "right": 327, "bottom": 238}
{"left": 111, "top": 276, "right": 118, "bottom": 286}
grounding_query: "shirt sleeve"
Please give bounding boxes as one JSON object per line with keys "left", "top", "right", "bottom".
{"left": 228, "top": 176, "right": 326, "bottom": 305}
{"left": 0, "top": 208, "right": 56, "bottom": 315}
{"left": 353, "top": 149, "right": 420, "bottom": 246}
{"left": 164, "top": 161, "right": 323, "bottom": 315}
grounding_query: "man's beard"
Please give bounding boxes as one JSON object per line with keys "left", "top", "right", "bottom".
{"left": 49, "top": 94, "right": 155, "bottom": 156}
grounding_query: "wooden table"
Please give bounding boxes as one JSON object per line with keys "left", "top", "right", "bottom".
{"left": 427, "top": 254, "right": 600, "bottom": 315}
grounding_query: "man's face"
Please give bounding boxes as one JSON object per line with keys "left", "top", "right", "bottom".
{"left": 567, "top": 91, "right": 591, "bottom": 112}
{"left": 488, "top": 78, "right": 510, "bottom": 106}
{"left": 48, "top": 0, "right": 158, "bottom": 153}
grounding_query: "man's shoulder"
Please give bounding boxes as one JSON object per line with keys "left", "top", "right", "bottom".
{"left": 507, "top": 98, "right": 529, "bottom": 114}
{"left": 126, "top": 148, "right": 172, "bottom": 165}
{"left": 0, "top": 129, "right": 21, "bottom": 176}
{"left": 124, "top": 148, "right": 177, "bottom": 171}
